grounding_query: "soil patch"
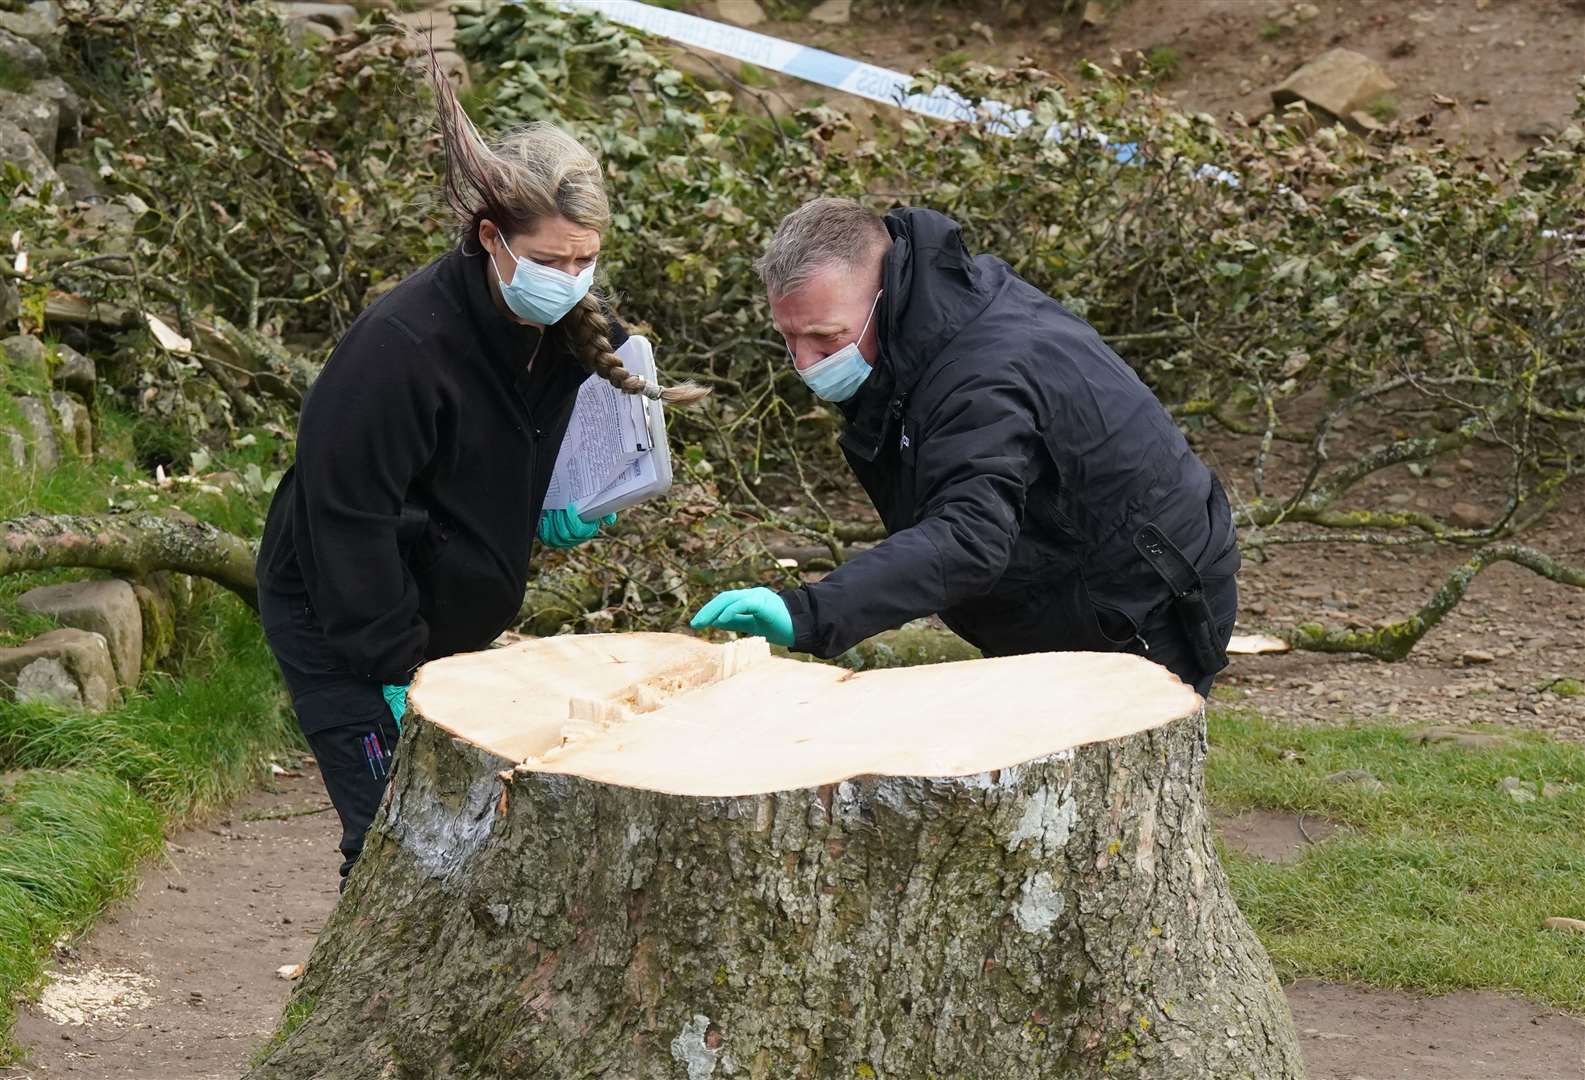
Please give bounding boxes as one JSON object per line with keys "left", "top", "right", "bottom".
{"left": 1217, "top": 807, "right": 1342, "bottom": 863}
{"left": 1287, "top": 978, "right": 1585, "bottom": 1079}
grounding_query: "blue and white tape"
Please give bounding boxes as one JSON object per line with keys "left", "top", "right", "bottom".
{"left": 540, "top": 2, "right": 1230, "bottom": 177}
{"left": 553, "top": 1, "right": 986, "bottom": 124}
{"left": 521, "top": 4, "right": 1569, "bottom": 240}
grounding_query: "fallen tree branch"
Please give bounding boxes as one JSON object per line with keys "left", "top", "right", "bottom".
{"left": 1280, "top": 543, "right": 1585, "bottom": 661}
{"left": 43, "top": 290, "right": 315, "bottom": 407}
{"left": 0, "top": 512, "right": 259, "bottom": 610}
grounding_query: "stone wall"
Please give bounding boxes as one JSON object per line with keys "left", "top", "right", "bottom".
{"left": 0, "top": 2, "right": 203, "bottom": 712}
{"left": 0, "top": 2, "right": 89, "bottom": 476}
{"left": 275, "top": 1, "right": 469, "bottom": 86}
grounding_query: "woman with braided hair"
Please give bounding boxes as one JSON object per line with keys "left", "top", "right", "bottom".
{"left": 255, "top": 60, "right": 705, "bottom": 886}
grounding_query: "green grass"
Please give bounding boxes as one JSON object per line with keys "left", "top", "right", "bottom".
{"left": 1547, "top": 678, "right": 1584, "bottom": 699}
{"left": 1365, "top": 95, "right": 1398, "bottom": 123}
{"left": 250, "top": 985, "right": 319, "bottom": 1067}
{"left": 737, "top": 61, "right": 772, "bottom": 88}
{"left": 0, "top": 769, "right": 164, "bottom": 1031}
{"left": 1143, "top": 46, "right": 1180, "bottom": 81}
{"left": 1207, "top": 708, "right": 1585, "bottom": 1011}
{"left": 0, "top": 596, "right": 297, "bottom": 814}
{"left": 0, "top": 54, "right": 32, "bottom": 94}
{"left": 0, "top": 594, "right": 296, "bottom": 1053}
{"left": 1259, "top": 19, "right": 1289, "bottom": 40}
{"left": 936, "top": 50, "right": 971, "bottom": 73}
{"left": 0, "top": 399, "right": 299, "bottom": 1053}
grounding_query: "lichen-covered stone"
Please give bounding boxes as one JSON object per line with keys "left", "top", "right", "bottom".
{"left": 49, "top": 340, "right": 94, "bottom": 398}
{"left": 48, "top": 389, "right": 90, "bottom": 457}
{"left": 31, "top": 76, "right": 81, "bottom": 146}
{"left": 0, "top": 117, "right": 60, "bottom": 200}
{"left": 0, "top": 10, "right": 59, "bottom": 50}
{"left": 19, "top": 578, "right": 143, "bottom": 688}
{"left": 2, "top": 333, "right": 49, "bottom": 385}
{"left": 13, "top": 395, "right": 57, "bottom": 469}
{"left": 55, "top": 161, "right": 101, "bottom": 204}
{"left": 131, "top": 571, "right": 188, "bottom": 670}
{"left": 0, "top": 88, "right": 57, "bottom": 161}
{"left": 0, "top": 628, "right": 115, "bottom": 710}
{"left": 0, "top": 27, "right": 47, "bottom": 78}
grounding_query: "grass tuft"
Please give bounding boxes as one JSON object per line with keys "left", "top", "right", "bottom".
{"left": 0, "top": 596, "right": 296, "bottom": 1058}
{"left": 0, "top": 769, "right": 164, "bottom": 1037}
{"left": 1208, "top": 708, "right": 1585, "bottom": 1011}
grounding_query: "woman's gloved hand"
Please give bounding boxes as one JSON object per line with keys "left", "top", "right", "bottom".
{"left": 689, "top": 587, "right": 794, "bottom": 647}
{"left": 381, "top": 682, "right": 408, "bottom": 730}
{"left": 537, "top": 507, "right": 617, "bottom": 549}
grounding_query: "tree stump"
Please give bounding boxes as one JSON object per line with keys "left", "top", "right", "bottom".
{"left": 249, "top": 633, "right": 1304, "bottom": 1079}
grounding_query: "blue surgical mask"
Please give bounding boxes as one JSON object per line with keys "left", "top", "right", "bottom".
{"left": 794, "top": 290, "right": 882, "bottom": 403}
{"left": 491, "top": 231, "right": 595, "bottom": 325}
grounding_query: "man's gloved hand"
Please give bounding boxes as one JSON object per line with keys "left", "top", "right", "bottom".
{"left": 537, "top": 508, "right": 618, "bottom": 549}
{"left": 381, "top": 682, "right": 408, "bottom": 730}
{"left": 689, "top": 587, "right": 794, "bottom": 647}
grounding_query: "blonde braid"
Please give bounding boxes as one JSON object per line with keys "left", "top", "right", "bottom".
{"left": 568, "top": 292, "right": 711, "bottom": 405}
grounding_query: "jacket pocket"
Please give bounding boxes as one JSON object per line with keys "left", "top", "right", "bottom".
{"left": 944, "top": 565, "right": 1135, "bottom": 658}
{"left": 399, "top": 504, "right": 451, "bottom": 575}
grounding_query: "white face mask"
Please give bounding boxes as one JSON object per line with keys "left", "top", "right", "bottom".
{"left": 791, "top": 290, "right": 882, "bottom": 403}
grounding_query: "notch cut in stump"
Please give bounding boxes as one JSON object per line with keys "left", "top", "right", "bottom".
{"left": 249, "top": 633, "right": 1303, "bottom": 1079}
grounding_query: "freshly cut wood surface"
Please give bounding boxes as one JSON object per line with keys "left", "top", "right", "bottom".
{"left": 1228, "top": 632, "right": 1292, "bottom": 655}
{"left": 410, "top": 632, "right": 1201, "bottom": 796}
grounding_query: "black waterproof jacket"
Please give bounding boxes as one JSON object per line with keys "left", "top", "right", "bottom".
{"left": 256, "top": 246, "right": 620, "bottom": 684}
{"left": 779, "top": 208, "right": 1238, "bottom": 659}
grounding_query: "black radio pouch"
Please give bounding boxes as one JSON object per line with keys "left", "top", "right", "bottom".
{"left": 1132, "top": 523, "right": 1229, "bottom": 677}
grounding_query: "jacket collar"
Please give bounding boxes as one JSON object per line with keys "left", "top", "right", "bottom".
{"left": 839, "top": 208, "right": 997, "bottom": 462}
{"left": 437, "top": 245, "right": 586, "bottom": 420}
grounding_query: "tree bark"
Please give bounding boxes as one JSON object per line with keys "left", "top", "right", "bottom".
{"left": 249, "top": 634, "right": 1304, "bottom": 1079}
{"left": 0, "top": 512, "right": 257, "bottom": 610}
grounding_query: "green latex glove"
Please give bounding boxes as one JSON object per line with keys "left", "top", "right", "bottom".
{"left": 538, "top": 507, "right": 617, "bottom": 549}
{"left": 381, "top": 682, "right": 408, "bottom": 733}
{"left": 690, "top": 587, "right": 794, "bottom": 647}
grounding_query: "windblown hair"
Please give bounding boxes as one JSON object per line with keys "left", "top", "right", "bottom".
{"left": 425, "top": 51, "right": 708, "bottom": 404}
{"left": 755, "top": 198, "right": 891, "bottom": 297}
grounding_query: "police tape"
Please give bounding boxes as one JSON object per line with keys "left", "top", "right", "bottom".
{"left": 539, "top": 2, "right": 1235, "bottom": 173}
{"left": 550, "top": 1, "right": 984, "bottom": 124}
{"left": 541, "top": 0, "right": 1582, "bottom": 214}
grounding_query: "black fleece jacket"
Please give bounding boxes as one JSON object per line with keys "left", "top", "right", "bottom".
{"left": 256, "top": 246, "right": 623, "bottom": 684}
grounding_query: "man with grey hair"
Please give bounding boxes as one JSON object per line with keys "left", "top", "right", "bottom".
{"left": 692, "top": 199, "right": 1239, "bottom": 695}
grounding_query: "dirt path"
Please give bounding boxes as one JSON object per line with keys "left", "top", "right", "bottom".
{"left": 1, "top": 766, "right": 340, "bottom": 1080}
{"left": 1290, "top": 979, "right": 1585, "bottom": 1080}
{"left": 2, "top": 765, "right": 1580, "bottom": 1079}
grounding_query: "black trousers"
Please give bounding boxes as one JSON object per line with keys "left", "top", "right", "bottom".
{"left": 259, "top": 585, "right": 401, "bottom": 888}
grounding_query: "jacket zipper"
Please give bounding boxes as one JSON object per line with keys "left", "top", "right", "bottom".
{"left": 885, "top": 393, "right": 909, "bottom": 455}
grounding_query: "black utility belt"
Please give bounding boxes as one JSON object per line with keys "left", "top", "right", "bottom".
{"left": 1132, "top": 523, "right": 1229, "bottom": 678}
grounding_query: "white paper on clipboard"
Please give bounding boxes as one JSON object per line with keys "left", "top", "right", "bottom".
{"left": 541, "top": 335, "right": 672, "bottom": 521}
